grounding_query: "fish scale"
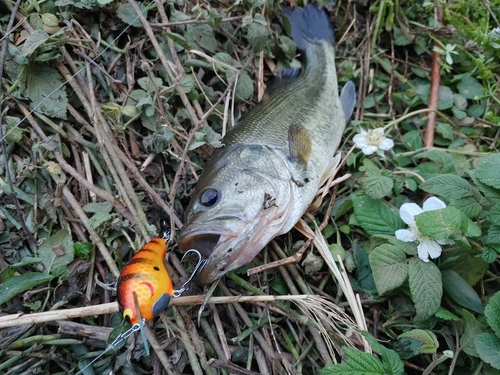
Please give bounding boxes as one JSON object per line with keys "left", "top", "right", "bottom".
{"left": 180, "top": 4, "right": 357, "bottom": 285}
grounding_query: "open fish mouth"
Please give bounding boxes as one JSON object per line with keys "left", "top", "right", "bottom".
{"left": 179, "top": 232, "right": 231, "bottom": 257}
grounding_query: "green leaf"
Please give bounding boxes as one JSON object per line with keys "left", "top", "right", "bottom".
{"left": 435, "top": 122, "right": 453, "bottom": 140}
{"left": 408, "top": 259, "right": 442, "bottom": 321}
{"left": 485, "top": 292, "right": 500, "bottom": 336}
{"left": 402, "top": 129, "right": 423, "bottom": 150}
{"left": 362, "top": 165, "right": 394, "bottom": 199}
{"left": 477, "top": 154, "right": 500, "bottom": 189}
{"left": 0, "top": 272, "right": 54, "bottom": 305}
{"left": 475, "top": 333, "right": 500, "bottom": 369}
{"left": 486, "top": 225, "right": 500, "bottom": 245}
{"left": 415, "top": 150, "right": 455, "bottom": 174}
{"left": 415, "top": 207, "right": 470, "bottom": 248}
{"left": 351, "top": 195, "right": 403, "bottom": 236}
{"left": 88, "top": 212, "right": 113, "bottom": 229}
{"left": 420, "top": 174, "right": 474, "bottom": 200}
{"left": 442, "top": 270, "right": 484, "bottom": 314}
{"left": 188, "top": 24, "right": 218, "bottom": 52}
{"left": 441, "top": 248, "right": 488, "bottom": 285}
{"left": 369, "top": 244, "right": 408, "bottom": 295}
{"left": 469, "top": 170, "right": 500, "bottom": 205}
{"left": 460, "top": 309, "right": 481, "bottom": 357}
{"left": 247, "top": 14, "right": 269, "bottom": 52}
{"left": 457, "top": 75, "right": 484, "bottom": 99}
{"left": 22, "top": 64, "right": 68, "bottom": 119}
{"left": 22, "top": 30, "right": 50, "bottom": 57}
{"left": 38, "top": 230, "right": 75, "bottom": 276}
{"left": 361, "top": 331, "right": 405, "bottom": 375}
{"left": 83, "top": 202, "right": 113, "bottom": 214}
{"left": 398, "top": 329, "right": 439, "bottom": 354}
{"left": 233, "top": 70, "right": 254, "bottom": 102}
{"left": 449, "top": 196, "right": 483, "bottom": 219}
{"left": 320, "top": 347, "right": 385, "bottom": 375}
{"left": 435, "top": 307, "right": 460, "bottom": 321}
{"left": 117, "top": 3, "right": 147, "bottom": 27}
{"left": 74, "top": 242, "right": 93, "bottom": 259}
{"left": 437, "top": 86, "right": 454, "bottom": 110}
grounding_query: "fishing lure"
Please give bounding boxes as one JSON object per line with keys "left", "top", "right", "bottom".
{"left": 75, "top": 236, "right": 206, "bottom": 375}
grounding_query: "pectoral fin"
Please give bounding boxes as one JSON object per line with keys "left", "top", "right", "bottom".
{"left": 287, "top": 124, "right": 312, "bottom": 187}
{"left": 288, "top": 123, "right": 312, "bottom": 169}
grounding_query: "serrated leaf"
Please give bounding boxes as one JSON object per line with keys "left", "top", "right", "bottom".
{"left": 415, "top": 149, "right": 455, "bottom": 174}
{"left": 420, "top": 174, "right": 474, "bottom": 200}
{"left": 361, "top": 331, "right": 405, "bottom": 375}
{"left": 435, "top": 307, "right": 460, "bottom": 321}
{"left": 117, "top": 3, "right": 147, "bottom": 27}
{"left": 486, "top": 225, "right": 500, "bottom": 245}
{"left": 457, "top": 75, "right": 484, "bottom": 99}
{"left": 247, "top": 14, "right": 269, "bottom": 52}
{"left": 437, "top": 86, "right": 454, "bottom": 110}
{"left": 449, "top": 196, "right": 483, "bottom": 219}
{"left": 230, "top": 70, "right": 254, "bottom": 102}
{"left": 408, "top": 259, "right": 442, "bottom": 321}
{"left": 352, "top": 195, "right": 403, "bottom": 236}
{"left": 436, "top": 122, "right": 453, "bottom": 140}
{"left": 0, "top": 272, "right": 54, "bottom": 305}
{"left": 38, "top": 230, "right": 75, "bottom": 276}
{"left": 415, "top": 207, "right": 470, "bottom": 248}
{"left": 320, "top": 347, "right": 385, "bottom": 375}
{"left": 362, "top": 166, "right": 394, "bottom": 199}
{"left": 22, "top": 30, "right": 50, "bottom": 57}
{"left": 477, "top": 154, "right": 500, "bottom": 189}
{"left": 398, "top": 329, "right": 439, "bottom": 353}
{"left": 188, "top": 24, "right": 218, "bottom": 52}
{"left": 469, "top": 170, "right": 500, "bottom": 205}
{"left": 459, "top": 309, "right": 481, "bottom": 357}
{"left": 475, "top": 333, "right": 500, "bottom": 369}
{"left": 442, "top": 269, "right": 484, "bottom": 313}
{"left": 485, "top": 292, "right": 500, "bottom": 336}
{"left": 402, "top": 129, "right": 423, "bottom": 150}
{"left": 88, "top": 212, "right": 113, "bottom": 229}
{"left": 441, "top": 248, "right": 488, "bottom": 285}
{"left": 369, "top": 244, "right": 408, "bottom": 295}
{"left": 23, "top": 64, "right": 68, "bottom": 119}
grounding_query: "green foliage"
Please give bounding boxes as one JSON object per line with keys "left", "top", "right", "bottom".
{"left": 38, "top": 230, "right": 75, "bottom": 277}
{"left": 0, "top": 273, "right": 54, "bottom": 305}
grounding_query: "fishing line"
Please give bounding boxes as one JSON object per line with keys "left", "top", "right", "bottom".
{"left": 0, "top": 0, "right": 156, "bottom": 143}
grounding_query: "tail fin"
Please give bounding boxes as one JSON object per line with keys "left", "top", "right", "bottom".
{"left": 340, "top": 81, "right": 357, "bottom": 121}
{"left": 281, "top": 4, "right": 334, "bottom": 50}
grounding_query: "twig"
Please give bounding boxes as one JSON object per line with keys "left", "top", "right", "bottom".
{"left": 424, "top": 1, "right": 443, "bottom": 147}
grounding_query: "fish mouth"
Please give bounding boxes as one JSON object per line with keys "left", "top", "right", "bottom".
{"left": 178, "top": 232, "right": 233, "bottom": 258}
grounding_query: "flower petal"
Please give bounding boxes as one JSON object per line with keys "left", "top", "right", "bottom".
{"left": 395, "top": 229, "right": 417, "bottom": 242}
{"left": 360, "top": 145, "right": 378, "bottom": 155}
{"left": 418, "top": 240, "right": 442, "bottom": 262}
{"left": 399, "top": 203, "right": 423, "bottom": 225}
{"left": 353, "top": 133, "right": 367, "bottom": 146}
{"left": 372, "top": 128, "right": 384, "bottom": 135}
{"left": 423, "top": 197, "right": 446, "bottom": 212}
{"left": 378, "top": 138, "right": 394, "bottom": 151}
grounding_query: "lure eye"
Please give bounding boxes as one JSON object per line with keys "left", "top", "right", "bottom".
{"left": 200, "top": 188, "right": 219, "bottom": 207}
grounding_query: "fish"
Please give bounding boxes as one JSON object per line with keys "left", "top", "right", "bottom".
{"left": 179, "top": 4, "right": 356, "bottom": 285}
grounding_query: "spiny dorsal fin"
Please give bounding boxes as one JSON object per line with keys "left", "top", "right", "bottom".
{"left": 288, "top": 123, "right": 312, "bottom": 169}
{"left": 264, "top": 68, "right": 302, "bottom": 98}
{"left": 340, "top": 81, "right": 356, "bottom": 122}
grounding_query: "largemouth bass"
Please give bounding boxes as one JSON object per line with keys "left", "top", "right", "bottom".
{"left": 179, "top": 4, "right": 356, "bottom": 284}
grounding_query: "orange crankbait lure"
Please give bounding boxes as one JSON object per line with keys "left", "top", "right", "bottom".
{"left": 117, "top": 237, "right": 172, "bottom": 324}
{"left": 117, "top": 236, "right": 206, "bottom": 324}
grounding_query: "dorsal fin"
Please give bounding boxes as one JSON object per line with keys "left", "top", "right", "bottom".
{"left": 264, "top": 68, "right": 302, "bottom": 97}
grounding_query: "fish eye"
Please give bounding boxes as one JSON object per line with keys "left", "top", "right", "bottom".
{"left": 200, "top": 188, "right": 219, "bottom": 207}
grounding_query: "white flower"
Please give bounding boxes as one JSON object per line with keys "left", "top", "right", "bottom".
{"left": 395, "top": 197, "right": 453, "bottom": 262}
{"left": 353, "top": 128, "right": 394, "bottom": 155}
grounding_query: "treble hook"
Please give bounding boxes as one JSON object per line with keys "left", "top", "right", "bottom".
{"left": 172, "top": 249, "right": 208, "bottom": 298}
